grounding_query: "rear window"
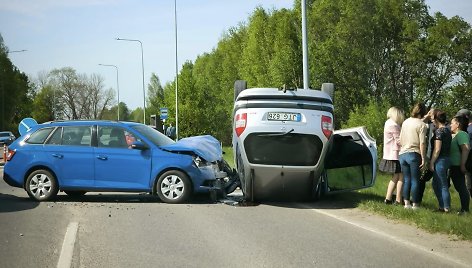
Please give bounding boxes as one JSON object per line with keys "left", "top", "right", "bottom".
{"left": 244, "top": 133, "right": 323, "bottom": 166}
{"left": 0, "top": 132, "right": 11, "bottom": 137}
{"left": 26, "top": 128, "right": 54, "bottom": 144}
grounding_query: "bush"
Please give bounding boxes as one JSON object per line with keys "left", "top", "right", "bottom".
{"left": 340, "top": 99, "right": 389, "bottom": 160}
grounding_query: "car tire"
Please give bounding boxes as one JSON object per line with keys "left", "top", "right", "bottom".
{"left": 64, "top": 190, "right": 87, "bottom": 197}
{"left": 156, "top": 170, "right": 191, "bottom": 204}
{"left": 237, "top": 153, "right": 253, "bottom": 202}
{"left": 25, "top": 169, "right": 59, "bottom": 201}
{"left": 234, "top": 80, "right": 247, "bottom": 101}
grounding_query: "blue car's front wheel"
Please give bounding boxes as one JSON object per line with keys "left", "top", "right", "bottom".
{"left": 156, "top": 170, "right": 191, "bottom": 204}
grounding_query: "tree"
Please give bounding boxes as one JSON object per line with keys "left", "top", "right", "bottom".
{"left": 0, "top": 34, "right": 34, "bottom": 132}
{"left": 45, "top": 67, "right": 114, "bottom": 120}
{"left": 147, "top": 73, "right": 165, "bottom": 124}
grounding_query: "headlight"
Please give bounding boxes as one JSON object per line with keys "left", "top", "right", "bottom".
{"left": 193, "top": 156, "right": 210, "bottom": 167}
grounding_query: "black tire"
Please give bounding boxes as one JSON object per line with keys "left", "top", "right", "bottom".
{"left": 25, "top": 169, "right": 59, "bottom": 201}
{"left": 237, "top": 153, "right": 253, "bottom": 202}
{"left": 64, "top": 190, "right": 87, "bottom": 197}
{"left": 155, "top": 170, "right": 191, "bottom": 204}
{"left": 234, "top": 80, "right": 247, "bottom": 101}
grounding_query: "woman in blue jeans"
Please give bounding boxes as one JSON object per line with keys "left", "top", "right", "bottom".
{"left": 399, "top": 103, "right": 428, "bottom": 209}
{"left": 430, "top": 110, "right": 452, "bottom": 212}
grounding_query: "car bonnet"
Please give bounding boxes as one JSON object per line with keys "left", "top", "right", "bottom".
{"left": 160, "top": 135, "right": 222, "bottom": 162}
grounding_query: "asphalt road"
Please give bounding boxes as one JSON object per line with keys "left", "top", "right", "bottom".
{"left": 1, "top": 168, "right": 471, "bottom": 268}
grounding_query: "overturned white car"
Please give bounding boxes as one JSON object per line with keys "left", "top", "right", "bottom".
{"left": 232, "top": 81, "right": 377, "bottom": 201}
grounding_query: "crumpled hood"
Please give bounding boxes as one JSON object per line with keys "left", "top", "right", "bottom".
{"left": 160, "top": 135, "right": 222, "bottom": 162}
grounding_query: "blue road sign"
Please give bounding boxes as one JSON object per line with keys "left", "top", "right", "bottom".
{"left": 19, "top": 118, "right": 38, "bottom": 136}
{"left": 160, "top": 108, "right": 168, "bottom": 120}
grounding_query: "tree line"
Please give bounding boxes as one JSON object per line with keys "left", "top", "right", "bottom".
{"left": 1, "top": 0, "right": 471, "bottom": 147}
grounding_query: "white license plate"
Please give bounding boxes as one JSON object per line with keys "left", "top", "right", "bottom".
{"left": 267, "top": 112, "right": 301, "bottom": 121}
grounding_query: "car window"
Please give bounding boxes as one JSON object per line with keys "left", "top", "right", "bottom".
{"left": 98, "top": 126, "right": 140, "bottom": 149}
{"left": 26, "top": 128, "right": 54, "bottom": 144}
{"left": 62, "top": 126, "right": 92, "bottom": 146}
{"left": 131, "top": 125, "right": 174, "bottom": 147}
{"left": 46, "top": 127, "right": 63, "bottom": 145}
{"left": 0, "top": 132, "right": 10, "bottom": 137}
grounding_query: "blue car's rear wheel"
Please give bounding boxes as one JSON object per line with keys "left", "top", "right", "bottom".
{"left": 156, "top": 170, "right": 191, "bottom": 204}
{"left": 25, "top": 169, "right": 58, "bottom": 201}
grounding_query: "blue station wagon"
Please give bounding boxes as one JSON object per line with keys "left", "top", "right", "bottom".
{"left": 3, "top": 120, "right": 228, "bottom": 203}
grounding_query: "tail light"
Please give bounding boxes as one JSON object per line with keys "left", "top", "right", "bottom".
{"left": 235, "top": 113, "right": 247, "bottom": 137}
{"left": 321, "top": 115, "right": 333, "bottom": 139}
{"left": 6, "top": 150, "right": 16, "bottom": 161}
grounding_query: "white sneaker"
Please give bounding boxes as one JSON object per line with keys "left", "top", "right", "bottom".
{"left": 404, "top": 204, "right": 412, "bottom": 209}
{"left": 412, "top": 205, "right": 420, "bottom": 210}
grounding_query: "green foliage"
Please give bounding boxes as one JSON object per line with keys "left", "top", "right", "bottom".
{"left": 0, "top": 34, "right": 34, "bottom": 133}
{"left": 341, "top": 99, "right": 389, "bottom": 159}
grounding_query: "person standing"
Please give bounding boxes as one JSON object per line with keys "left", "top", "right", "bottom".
{"left": 166, "top": 123, "right": 176, "bottom": 140}
{"left": 417, "top": 108, "right": 437, "bottom": 204}
{"left": 429, "top": 110, "right": 452, "bottom": 213}
{"left": 399, "top": 103, "right": 428, "bottom": 210}
{"left": 449, "top": 115, "right": 470, "bottom": 214}
{"left": 380, "top": 107, "right": 405, "bottom": 205}
{"left": 456, "top": 109, "right": 472, "bottom": 197}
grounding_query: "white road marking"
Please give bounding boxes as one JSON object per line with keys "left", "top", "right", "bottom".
{"left": 57, "top": 222, "right": 79, "bottom": 268}
{"left": 300, "top": 205, "right": 469, "bottom": 268}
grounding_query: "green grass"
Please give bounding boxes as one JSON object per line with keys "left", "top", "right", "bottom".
{"left": 334, "top": 173, "right": 472, "bottom": 241}
{"left": 221, "top": 146, "right": 472, "bottom": 240}
{"left": 222, "top": 146, "right": 234, "bottom": 168}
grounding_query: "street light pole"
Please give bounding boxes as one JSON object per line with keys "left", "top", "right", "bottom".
{"left": 174, "top": 0, "right": 179, "bottom": 140}
{"left": 115, "top": 38, "right": 146, "bottom": 124}
{"left": 98, "top": 64, "right": 120, "bottom": 120}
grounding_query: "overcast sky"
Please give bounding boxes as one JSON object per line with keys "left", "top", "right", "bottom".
{"left": 1, "top": 0, "right": 471, "bottom": 110}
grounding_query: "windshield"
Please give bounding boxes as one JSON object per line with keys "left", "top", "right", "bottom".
{"left": 131, "top": 125, "right": 175, "bottom": 147}
{"left": 0, "top": 132, "right": 11, "bottom": 137}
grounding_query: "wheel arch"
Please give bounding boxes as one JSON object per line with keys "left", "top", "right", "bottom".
{"left": 23, "top": 165, "right": 59, "bottom": 190}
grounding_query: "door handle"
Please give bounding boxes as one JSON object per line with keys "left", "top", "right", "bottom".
{"left": 96, "top": 155, "right": 108, "bottom": 160}
{"left": 52, "top": 153, "right": 63, "bottom": 159}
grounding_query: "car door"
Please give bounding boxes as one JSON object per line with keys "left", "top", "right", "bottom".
{"left": 94, "top": 125, "right": 152, "bottom": 190}
{"left": 45, "top": 126, "right": 95, "bottom": 188}
{"left": 323, "top": 126, "right": 377, "bottom": 193}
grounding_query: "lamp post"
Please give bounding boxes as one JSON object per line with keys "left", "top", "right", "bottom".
{"left": 8, "top": 49, "right": 27, "bottom": 54}
{"left": 115, "top": 38, "right": 146, "bottom": 124}
{"left": 98, "top": 64, "right": 120, "bottom": 120}
{"left": 174, "top": 0, "right": 179, "bottom": 140}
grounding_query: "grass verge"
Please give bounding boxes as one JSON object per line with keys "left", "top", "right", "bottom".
{"left": 222, "top": 146, "right": 472, "bottom": 241}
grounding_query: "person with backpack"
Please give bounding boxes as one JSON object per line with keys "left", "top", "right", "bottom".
{"left": 449, "top": 115, "right": 470, "bottom": 214}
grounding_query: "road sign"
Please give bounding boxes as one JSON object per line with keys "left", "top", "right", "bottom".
{"left": 19, "top": 118, "right": 38, "bottom": 136}
{"left": 160, "top": 108, "right": 168, "bottom": 120}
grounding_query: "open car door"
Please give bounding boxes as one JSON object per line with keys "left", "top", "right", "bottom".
{"left": 323, "top": 127, "right": 377, "bottom": 194}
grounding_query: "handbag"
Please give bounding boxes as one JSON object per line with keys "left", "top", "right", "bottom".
{"left": 419, "top": 169, "right": 433, "bottom": 182}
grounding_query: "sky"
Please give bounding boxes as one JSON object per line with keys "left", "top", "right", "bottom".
{"left": 1, "top": 0, "right": 471, "bottom": 110}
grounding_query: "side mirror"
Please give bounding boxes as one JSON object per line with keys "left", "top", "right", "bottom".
{"left": 131, "top": 141, "right": 149, "bottom": 150}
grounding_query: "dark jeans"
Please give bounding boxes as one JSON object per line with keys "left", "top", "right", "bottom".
{"left": 450, "top": 166, "right": 470, "bottom": 212}
{"left": 417, "top": 179, "right": 427, "bottom": 204}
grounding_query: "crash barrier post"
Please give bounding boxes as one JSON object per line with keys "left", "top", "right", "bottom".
{"left": 3, "top": 144, "right": 7, "bottom": 162}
